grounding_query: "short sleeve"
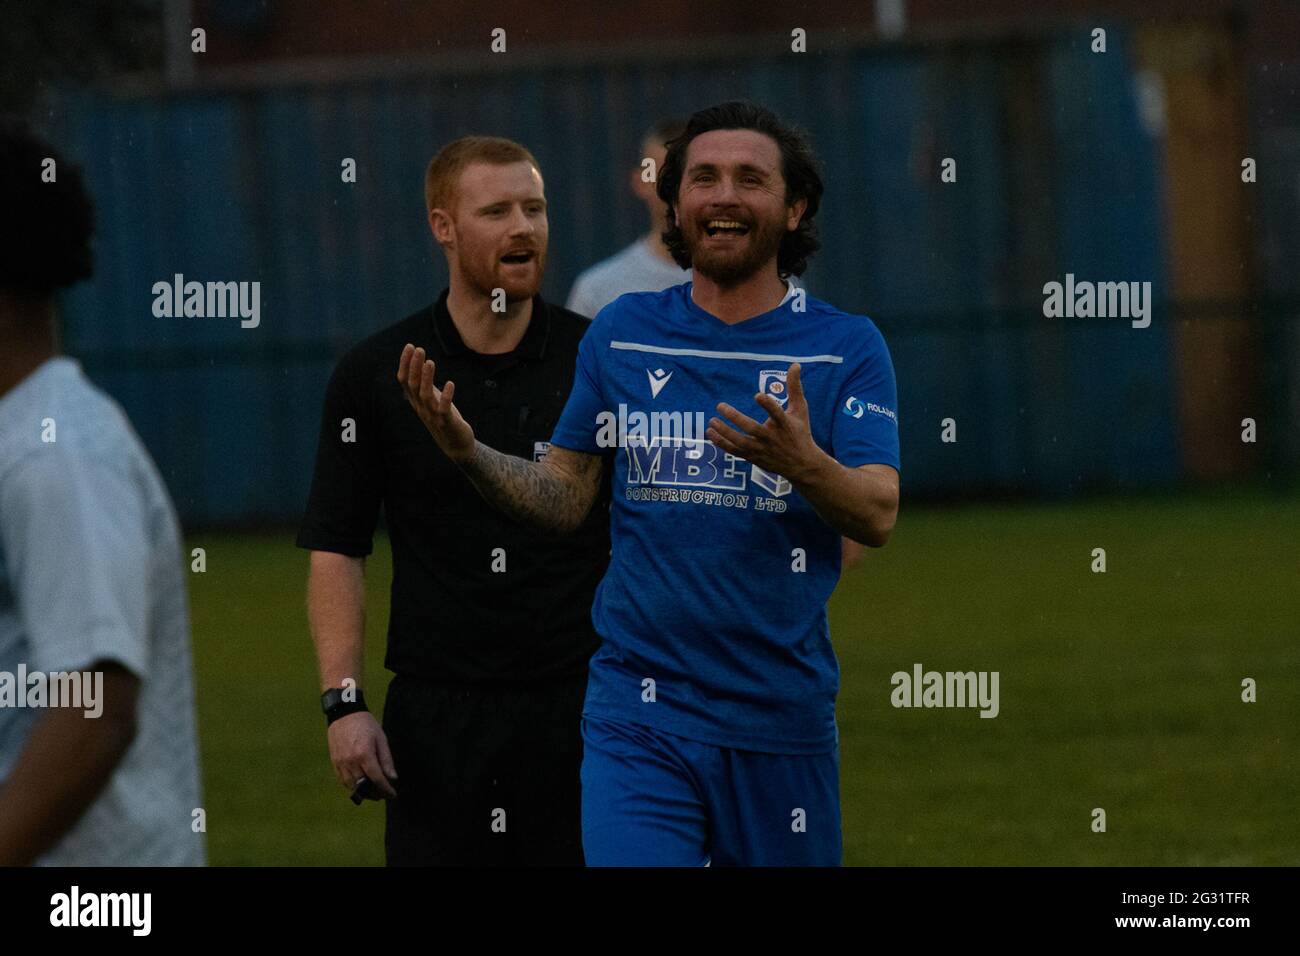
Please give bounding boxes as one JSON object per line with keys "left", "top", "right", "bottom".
{"left": 0, "top": 451, "right": 151, "bottom": 677}
{"left": 565, "top": 274, "right": 599, "bottom": 319}
{"left": 295, "top": 356, "right": 384, "bottom": 556}
{"left": 549, "top": 312, "right": 611, "bottom": 454}
{"left": 831, "top": 322, "right": 901, "bottom": 472}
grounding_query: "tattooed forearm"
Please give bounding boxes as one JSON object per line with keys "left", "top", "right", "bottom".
{"left": 458, "top": 441, "right": 603, "bottom": 533}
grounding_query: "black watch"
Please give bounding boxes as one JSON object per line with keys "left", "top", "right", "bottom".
{"left": 321, "top": 687, "right": 368, "bottom": 726}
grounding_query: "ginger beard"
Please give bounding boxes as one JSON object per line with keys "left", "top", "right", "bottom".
{"left": 455, "top": 220, "right": 547, "bottom": 305}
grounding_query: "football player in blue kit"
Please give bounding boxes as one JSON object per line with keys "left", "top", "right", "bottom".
{"left": 397, "top": 101, "right": 901, "bottom": 865}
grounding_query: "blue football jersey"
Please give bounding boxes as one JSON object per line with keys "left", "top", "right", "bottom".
{"left": 549, "top": 281, "right": 900, "bottom": 753}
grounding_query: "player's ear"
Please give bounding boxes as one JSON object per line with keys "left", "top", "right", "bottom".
{"left": 786, "top": 196, "right": 808, "bottom": 231}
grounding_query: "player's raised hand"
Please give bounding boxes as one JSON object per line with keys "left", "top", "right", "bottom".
{"left": 398, "top": 344, "right": 476, "bottom": 462}
{"left": 708, "top": 362, "right": 822, "bottom": 481}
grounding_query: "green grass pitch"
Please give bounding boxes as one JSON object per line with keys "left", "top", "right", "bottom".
{"left": 187, "top": 488, "right": 1298, "bottom": 865}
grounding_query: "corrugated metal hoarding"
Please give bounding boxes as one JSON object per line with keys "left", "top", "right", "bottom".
{"left": 49, "top": 27, "right": 1181, "bottom": 524}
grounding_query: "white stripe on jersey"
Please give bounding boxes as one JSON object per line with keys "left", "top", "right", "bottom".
{"left": 609, "top": 341, "right": 844, "bottom": 364}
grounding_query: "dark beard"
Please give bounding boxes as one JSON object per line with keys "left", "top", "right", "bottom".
{"left": 683, "top": 214, "right": 786, "bottom": 286}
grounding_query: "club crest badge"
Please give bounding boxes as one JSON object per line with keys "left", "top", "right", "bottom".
{"left": 759, "top": 369, "right": 788, "bottom": 408}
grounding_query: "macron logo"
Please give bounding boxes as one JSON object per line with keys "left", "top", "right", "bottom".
{"left": 647, "top": 367, "right": 673, "bottom": 399}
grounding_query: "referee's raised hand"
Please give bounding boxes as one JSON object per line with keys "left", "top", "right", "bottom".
{"left": 398, "top": 344, "right": 476, "bottom": 462}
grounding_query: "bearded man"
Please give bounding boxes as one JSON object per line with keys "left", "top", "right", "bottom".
{"left": 397, "top": 104, "right": 901, "bottom": 866}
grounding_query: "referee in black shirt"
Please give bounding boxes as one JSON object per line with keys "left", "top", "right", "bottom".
{"left": 297, "top": 136, "right": 609, "bottom": 866}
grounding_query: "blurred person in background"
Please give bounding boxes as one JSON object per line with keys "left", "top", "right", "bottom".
{"left": 0, "top": 117, "right": 205, "bottom": 866}
{"left": 565, "top": 118, "right": 691, "bottom": 319}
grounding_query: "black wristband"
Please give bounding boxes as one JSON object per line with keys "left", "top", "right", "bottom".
{"left": 321, "top": 687, "right": 368, "bottom": 726}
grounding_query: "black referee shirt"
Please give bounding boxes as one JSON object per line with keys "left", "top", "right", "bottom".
{"left": 296, "top": 290, "right": 611, "bottom": 684}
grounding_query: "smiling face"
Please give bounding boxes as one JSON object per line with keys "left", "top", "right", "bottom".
{"left": 431, "top": 160, "right": 548, "bottom": 304}
{"left": 672, "top": 129, "right": 806, "bottom": 286}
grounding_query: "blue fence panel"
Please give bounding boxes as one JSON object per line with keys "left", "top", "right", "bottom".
{"left": 1045, "top": 28, "right": 1177, "bottom": 492}
{"left": 48, "top": 26, "right": 1180, "bottom": 524}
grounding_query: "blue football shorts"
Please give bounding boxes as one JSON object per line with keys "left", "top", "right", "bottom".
{"left": 580, "top": 713, "right": 842, "bottom": 866}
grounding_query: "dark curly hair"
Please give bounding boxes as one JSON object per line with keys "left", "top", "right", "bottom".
{"left": 0, "top": 116, "right": 95, "bottom": 297}
{"left": 656, "top": 101, "right": 822, "bottom": 278}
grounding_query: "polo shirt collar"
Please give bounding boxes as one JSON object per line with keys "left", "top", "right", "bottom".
{"left": 432, "top": 288, "right": 551, "bottom": 360}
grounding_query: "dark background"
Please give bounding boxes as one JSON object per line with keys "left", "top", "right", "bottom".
{"left": 10, "top": 0, "right": 1299, "bottom": 523}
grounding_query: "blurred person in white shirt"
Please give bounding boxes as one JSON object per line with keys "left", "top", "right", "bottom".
{"left": 566, "top": 118, "right": 691, "bottom": 319}
{"left": 0, "top": 117, "right": 204, "bottom": 866}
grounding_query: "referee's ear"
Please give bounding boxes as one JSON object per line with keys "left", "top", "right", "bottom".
{"left": 428, "top": 206, "right": 455, "bottom": 248}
